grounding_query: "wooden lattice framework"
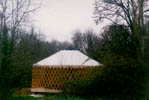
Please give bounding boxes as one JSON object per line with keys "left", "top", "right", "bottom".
{"left": 31, "top": 66, "right": 102, "bottom": 93}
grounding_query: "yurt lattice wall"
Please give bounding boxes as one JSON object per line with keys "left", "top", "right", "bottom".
{"left": 31, "top": 66, "right": 101, "bottom": 92}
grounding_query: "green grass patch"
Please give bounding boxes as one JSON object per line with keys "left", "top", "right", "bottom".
{"left": 9, "top": 94, "right": 104, "bottom": 100}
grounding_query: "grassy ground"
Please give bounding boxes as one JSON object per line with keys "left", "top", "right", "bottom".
{"left": 10, "top": 94, "right": 103, "bottom": 100}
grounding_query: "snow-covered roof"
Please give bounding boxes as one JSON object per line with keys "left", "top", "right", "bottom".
{"left": 33, "top": 50, "right": 101, "bottom": 67}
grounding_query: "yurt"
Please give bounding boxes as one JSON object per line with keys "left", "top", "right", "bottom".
{"left": 31, "top": 50, "right": 102, "bottom": 93}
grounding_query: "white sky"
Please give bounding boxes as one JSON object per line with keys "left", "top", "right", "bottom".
{"left": 33, "top": 0, "right": 105, "bottom": 42}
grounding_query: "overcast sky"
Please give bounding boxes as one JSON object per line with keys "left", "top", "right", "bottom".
{"left": 33, "top": 0, "right": 105, "bottom": 42}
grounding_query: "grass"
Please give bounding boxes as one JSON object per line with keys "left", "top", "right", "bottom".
{"left": 9, "top": 94, "right": 104, "bottom": 100}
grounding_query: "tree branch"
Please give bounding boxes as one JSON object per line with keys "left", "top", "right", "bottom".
{"left": 144, "top": 9, "right": 149, "bottom": 13}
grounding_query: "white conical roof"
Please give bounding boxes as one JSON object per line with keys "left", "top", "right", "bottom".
{"left": 33, "top": 50, "right": 101, "bottom": 67}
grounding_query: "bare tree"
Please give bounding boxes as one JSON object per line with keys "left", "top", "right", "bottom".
{"left": 72, "top": 29, "right": 100, "bottom": 59}
{"left": 94, "top": 1, "right": 149, "bottom": 100}
{"left": 0, "top": 0, "right": 39, "bottom": 48}
{"left": 94, "top": 0, "right": 149, "bottom": 62}
{"left": 0, "top": 0, "right": 38, "bottom": 28}
{"left": 72, "top": 30, "right": 86, "bottom": 53}
{"left": 0, "top": 0, "right": 39, "bottom": 66}
{"left": 0, "top": 0, "right": 39, "bottom": 98}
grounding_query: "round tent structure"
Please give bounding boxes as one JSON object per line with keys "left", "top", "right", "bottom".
{"left": 31, "top": 50, "right": 102, "bottom": 93}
